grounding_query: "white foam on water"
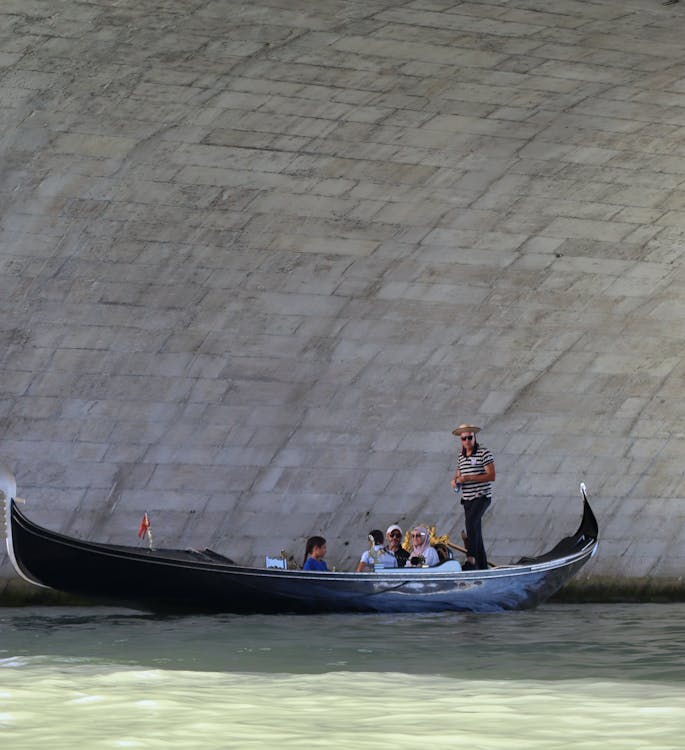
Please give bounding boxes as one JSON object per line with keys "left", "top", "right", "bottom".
{"left": 1, "top": 666, "right": 684, "bottom": 750}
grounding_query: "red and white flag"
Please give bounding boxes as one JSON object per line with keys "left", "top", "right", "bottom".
{"left": 138, "top": 512, "right": 150, "bottom": 539}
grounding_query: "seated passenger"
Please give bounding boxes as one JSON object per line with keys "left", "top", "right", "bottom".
{"left": 302, "top": 535, "right": 329, "bottom": 571}
{"left": 356, "top": 529, "right": 397, "bottom": 571}
{"left": 407, "top": 526, "right": 440, "bottom": 567}
{"left": 385, "top": 524, "right": 409, "bottom": 568}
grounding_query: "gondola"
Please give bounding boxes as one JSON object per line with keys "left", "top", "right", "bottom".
{"left": 1, "top": 465, "right": 598, "bottom": 614}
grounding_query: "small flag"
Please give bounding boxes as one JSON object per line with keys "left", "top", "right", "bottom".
{"left": 138, "top": 512, "right": 150, "bottom": 539}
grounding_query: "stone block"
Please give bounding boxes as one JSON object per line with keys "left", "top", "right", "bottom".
{"left": 148, "top": 464, "right": 259, "bottom": 493}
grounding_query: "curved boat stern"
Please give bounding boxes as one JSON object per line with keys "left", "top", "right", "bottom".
{"left": 1, "top": 465, "right": 47, "bottom": 588}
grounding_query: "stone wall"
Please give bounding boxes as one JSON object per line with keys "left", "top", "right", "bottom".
{"left": 2, "top": 0, "right": 685, "bottom": 597}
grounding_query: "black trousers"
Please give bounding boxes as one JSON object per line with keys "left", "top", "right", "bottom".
{"left": 463, "top": 495, "right": 492, "bottom": 569}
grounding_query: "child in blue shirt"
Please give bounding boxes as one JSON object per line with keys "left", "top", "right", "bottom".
{"left": 302, "top": 536, "right": 328, "bottom": 571}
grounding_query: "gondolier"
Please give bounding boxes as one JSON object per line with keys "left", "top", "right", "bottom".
{"left": 451, "top": 423, "right": 495, "bottom": 570}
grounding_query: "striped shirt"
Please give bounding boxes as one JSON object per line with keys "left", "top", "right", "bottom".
{"left": 457, "top": 443, "right": 494, "bottom": 502}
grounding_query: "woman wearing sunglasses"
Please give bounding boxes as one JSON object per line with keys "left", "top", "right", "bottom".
{"left": 407, "top": 525, "right": 440, "bottom": 567}
{"left": 450, "top": 423, "right": 496, "bottom": 570}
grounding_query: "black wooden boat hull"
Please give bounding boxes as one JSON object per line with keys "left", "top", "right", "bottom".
{"left": 2, "top": 470, "right": 598, "bottom": 614}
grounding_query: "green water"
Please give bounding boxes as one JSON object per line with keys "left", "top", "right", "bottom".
{"left": 1, "top": 603, "right": 684, "bottom": 748}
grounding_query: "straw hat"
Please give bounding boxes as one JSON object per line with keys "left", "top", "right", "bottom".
{"left": 451, "top": 423, "right": 481, "bottom": 436}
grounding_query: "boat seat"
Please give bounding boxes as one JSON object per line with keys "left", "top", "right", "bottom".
{"left": 435, "top": 559, "right": 462, "bottom": 572}
{"left": 265, "top": 555, "right": 287, "bottom": 569}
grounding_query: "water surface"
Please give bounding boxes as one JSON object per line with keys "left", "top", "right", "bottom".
{"left": 1, "top": 603, "right": 683, "bottom": 748}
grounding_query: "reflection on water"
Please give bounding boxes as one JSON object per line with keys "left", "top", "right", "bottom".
{"left": 1, "top": 603, "right": 684, "bottom": 749}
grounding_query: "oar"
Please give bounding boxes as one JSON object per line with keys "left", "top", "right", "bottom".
{"left": 445, "top": 540, "right": 468, "bottom": 555}
{"left": 444, "top": 540, "right": 497, "bottom": 568}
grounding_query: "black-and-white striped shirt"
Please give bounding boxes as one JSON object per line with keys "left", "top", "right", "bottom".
{"left": 457, "top": 443, "right": 494, "bottom": 502}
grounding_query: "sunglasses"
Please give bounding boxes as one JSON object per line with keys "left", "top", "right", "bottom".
{"left": 389, "top": 531, "right": 402, "bottom": 538}
{"left": 411, "top": 533, "right": 424, "bottom": 538}
{"left": 461, "top": 435, "right": 474, "bottom": 441}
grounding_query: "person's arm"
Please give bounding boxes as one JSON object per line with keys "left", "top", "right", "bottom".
{"left": 461, "top": 461, "right": 496, "bottom": 485}
{"left": 451, "top": 462, "right": 462, "bottom": 488}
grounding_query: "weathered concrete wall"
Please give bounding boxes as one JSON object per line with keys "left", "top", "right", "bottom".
{"left": 2, "top": 0, "right": 685, "bottom": 598}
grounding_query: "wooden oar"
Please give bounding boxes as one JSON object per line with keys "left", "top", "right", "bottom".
{"left": 444, "top": 540, "right": 496, "bottom": 568}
